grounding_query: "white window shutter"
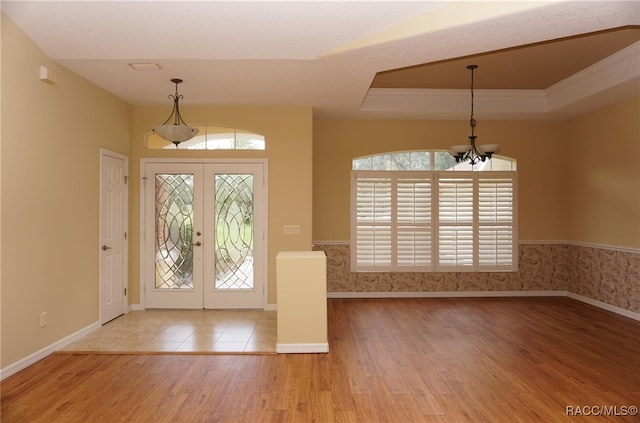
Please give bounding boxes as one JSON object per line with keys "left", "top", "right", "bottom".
{"left": 351, "top": 168, "right": 517, "bottom": 272}
{"left": 396, "top": 177, "right": 432, "bottom": 269}
{"left": 478, "top": 176, "right": 516, "bottom": 269}
{"left": 353, "top": 173, "right": 392, "bottom": 270}
{"left": 438, "top": 177, "right": 474, "bottom": 269}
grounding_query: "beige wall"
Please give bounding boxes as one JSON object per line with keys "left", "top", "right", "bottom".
{"left": 129, "top": 105, "right": 314, "bottom": 306}
{"left": 313, "top": 119, "right": 569, "bottom": 242}
{"left": 567, "top": 97, "right": 640, "bottom": 249}
{"left": 313, "top": 99, "right": 639, "bottom": 248}
{"left": 1, "top": 14, "right": 131, "bottom": 367}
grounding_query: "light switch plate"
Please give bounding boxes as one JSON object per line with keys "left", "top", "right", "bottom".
{"left": 284, "top": 225, "right": 300, "bottom": 235}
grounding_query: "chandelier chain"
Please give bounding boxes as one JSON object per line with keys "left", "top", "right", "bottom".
{"left": 448, "top": 64, "right": 499, "bottom": 167}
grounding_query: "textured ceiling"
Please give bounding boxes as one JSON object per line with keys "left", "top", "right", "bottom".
{"left": 2, "top": 1, "right": 639, "bottom": 120}
{"left": 372, "top": 27, "right": 640, "bottom": 90}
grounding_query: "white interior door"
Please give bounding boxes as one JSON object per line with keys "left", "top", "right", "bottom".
{"left": 100, "top": 150, "right": 128, "bottom": 323}
{"left": 143, "top": 160, "right": 266, "bottom": 309}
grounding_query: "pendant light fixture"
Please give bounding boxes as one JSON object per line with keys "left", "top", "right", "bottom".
{"left": 152, "top": 78, "right": 199, "bottom": 148}
{"left": 449, "top": 65, "right": 499, "bottom": 165}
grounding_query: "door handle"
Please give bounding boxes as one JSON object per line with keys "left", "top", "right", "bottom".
{"left": 102, "top": 245, "right": 112, "bottom": 251}
{"left": 193, "top": 241, "right": 202, "bottom": 246}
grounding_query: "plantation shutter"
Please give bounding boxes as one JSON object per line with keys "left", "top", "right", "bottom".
{"left": 352, "top": 173, "right": 392, "bottom": 270}
{"left": 478, "top": 176, "right": 516, "bottom": 270}
{"left": 438, "top": 176, "right": 474, "bottom": 269}
{"left": 396, "top": 176, "right": 432, "bottom": 269}
{"left": 351, "top": 168, "right": 517, "bottom": 272}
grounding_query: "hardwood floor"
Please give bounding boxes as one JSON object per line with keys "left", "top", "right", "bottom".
{"left": 2, "top": 297, "right": 639, "bottom": 422}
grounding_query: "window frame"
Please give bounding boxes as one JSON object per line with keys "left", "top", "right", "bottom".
{"left": 350, "top": 153, "right": 518, "bottom": 273}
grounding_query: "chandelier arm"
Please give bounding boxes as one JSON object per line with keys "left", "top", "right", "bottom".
{"left": 173, "top": 96, "right": 188, "bottom": 126}
{"left": 159, "top": 96, "right": 176, "bottom": 126}
{"left": 160, "top": 79, "right": 189, "bottom": 126}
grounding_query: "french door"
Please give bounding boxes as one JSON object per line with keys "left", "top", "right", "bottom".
{"left": 142, "top": 160, "right": 266, "bottom": 309}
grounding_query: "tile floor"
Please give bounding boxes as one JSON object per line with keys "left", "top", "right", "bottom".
{"left": 58, "top": 309, "right": 277, "bottom": 354}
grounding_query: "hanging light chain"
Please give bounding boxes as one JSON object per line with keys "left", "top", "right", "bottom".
{"left": 449, "top": 64, "right": 499, "bottom": 167}
{"left": 161, "top": 78, "right": 187, "bottom": 126}
{"left": 469, "top": 64, "right": 477, "bottom": 134}
{"left": 467, "top": 64, "right": 482, "bottom": 165}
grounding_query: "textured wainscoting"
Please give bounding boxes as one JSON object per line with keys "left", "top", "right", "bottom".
{"left": 313, "top": 242, "right": 639, "bottom": 314}
{"left": 569, "top": 244, "right": 640, "bottom": 313}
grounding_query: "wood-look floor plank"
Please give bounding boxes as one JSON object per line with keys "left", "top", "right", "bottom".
{"left": 2, "top": 297, "right": 639, "bottom": 422}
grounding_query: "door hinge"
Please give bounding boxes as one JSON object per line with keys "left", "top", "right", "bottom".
{"left": 124, "top": 232, "right": 127, "bottom": 240}
{"left": 124, "top": 288, "right": 127, "bottom": 296}
{"left": 124, "top": 175, "right": 128, "bottom": 184}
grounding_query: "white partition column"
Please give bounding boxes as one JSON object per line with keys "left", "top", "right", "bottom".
{"left": 276, "top": 251, "right": 328, "bottom": 353}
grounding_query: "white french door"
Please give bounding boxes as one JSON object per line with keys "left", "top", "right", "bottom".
{"left": 142, "top": 160, "right": 266, "bottom": 309}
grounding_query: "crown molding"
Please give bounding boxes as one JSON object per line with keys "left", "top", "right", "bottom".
{"left": 360, "top": 41, "right": 640, "bottom": 121}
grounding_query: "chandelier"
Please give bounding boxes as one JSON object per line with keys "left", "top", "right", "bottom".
{"left": 152, "top": 78, "right": 199, "bottom": 148}
{"left": 449, "top": 65, "right": 499, "bottom": 165}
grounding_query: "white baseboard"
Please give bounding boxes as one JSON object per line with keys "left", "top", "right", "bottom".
{"left": 1, "top": 321, "right": 101, "bottom": 381}
{"left": 327, "top": 290, "right": 566, "bottom": 299}
{"left": 276, "top": 343, "right": 329, "bottom": 354}
{"left": 566, "top": 292, "right": 640, "bottom": 322}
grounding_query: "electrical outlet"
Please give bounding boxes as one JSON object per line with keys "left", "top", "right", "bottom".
{"left": 40, "top": 312, "right": 47, "bottom": 328}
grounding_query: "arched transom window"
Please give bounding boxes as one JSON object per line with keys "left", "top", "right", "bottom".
{"left": 147, "top": 124, "right": 265, "bottom": 150}
{"left": 353, "top": 150, "right": 516, "bottom": 171}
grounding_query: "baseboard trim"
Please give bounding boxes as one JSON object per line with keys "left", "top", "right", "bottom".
{"left": 327, "top": 290, "right": 640, "bottom": 321}
{"left": 566, "top": 292, "right": 640, "bottom": 322}
{"left": 1, "top": 321, "right": 101, "bottom": 381}
{"left": 327, "top": 290, "right": 566, "bottom": 299}
{"left": 276, "top": 343, "right": 329, "bottom": 354}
